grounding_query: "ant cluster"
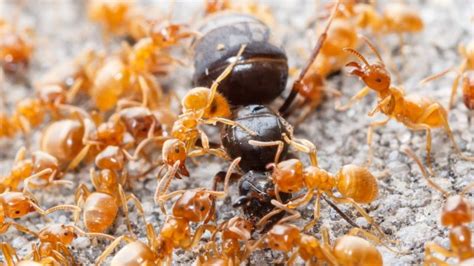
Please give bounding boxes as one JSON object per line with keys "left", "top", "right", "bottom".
{"left": 0, "top": 0, "right": 472, "bottom": 265}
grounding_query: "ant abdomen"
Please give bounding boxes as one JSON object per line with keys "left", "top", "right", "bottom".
{"left": 336, "top": 165, "right": 378, "bottom": 204}
{"left": 193, "top": 13, "right": 288, "bottom": 105}
{"left": 83, "top": 192, "right": 118, "bottom": 233}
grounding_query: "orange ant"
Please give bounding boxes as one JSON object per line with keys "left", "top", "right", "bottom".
{"left": 0, "top": 17, "right": 33, "bottom": 74}
{"left": 403, "top": 147, "right": 474, "bottom": 265}
{"left": 74, "top": 166, "right": 146, "bottom": 234}
{"left": 197, "top": 216, "right": 254, "bottom": 265}
{"left": 0, "top": 190, "right": 79, "bottom": 236}
{"left": 1, "top": 241, "right": 60, "bottom": 266}
{"left": 257, "top": 157, "right": 383, "bottom": 239}
{"left": 152, "top": 45, "right": 254, "bottom": 186}
{"left": 337, "top": 35, "right": 474, "bottom": 167}
{"left": 35, "top": 49, "right": 102, "bottom": 108}
{"left": 421, "top": 41, "right": 474, "bottom": 111}
{"left": 3, "top": 223, "right": 113, "bottom": 265}
{"left": 0, "top": 147, "right": 72, "bottom": 193}
{"left": 246, "top": 222, "right": 384, "bottom": 265}
{"left": 94, "top": 158, "right": 240, "bottom": 265}
{"left": 204, "top": 0, "right": 275, "bottom": 26}
{"left": 329, "top": 1, "right": 423, "bottom": 37}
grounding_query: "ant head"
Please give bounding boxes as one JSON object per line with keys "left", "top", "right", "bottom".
{"left": 345, "top": 35, "right": 391, "bottom": 92}
{"left": 441, "top": 195, "right": 472, "bottom": 227}
{"left": 4, "top": 192, "right": 33, "bottom": 218}
{"left": 172, "top": 190, "right": 213, "bottom": 222}
{"left": 345, "top": 52, "right": 391, "bottom": 92}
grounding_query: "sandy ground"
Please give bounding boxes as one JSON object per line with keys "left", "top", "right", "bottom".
{"left": 0, "top": 0, "right": 473, "bottom": 265}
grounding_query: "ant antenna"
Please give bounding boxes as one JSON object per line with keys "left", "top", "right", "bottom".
{"left": 279, "top": 0, "right": 341, "bottom": 114}
{"left": 359, "top": 34, "right": 384, "bottom": 65}
{"left": 402, "top": 146, "right": 449, "bottom": 196}
{"left": 344, "top": 48, "right": 371, "bottom": 67}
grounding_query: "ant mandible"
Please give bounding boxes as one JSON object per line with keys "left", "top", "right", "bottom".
{"left": 337, "top": 35, "right": 474, "bottom": 168}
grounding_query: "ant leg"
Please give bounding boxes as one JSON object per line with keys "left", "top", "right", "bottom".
{"left": 0, "top": 242, "right": 18, "bottom": 266}
{"left": 327, "top": 193, "right": 387, "bottom": 240}
{"left": 366, "top": 117, "right": 390, "bottom": 166}
{"left": 51, "top": 249, "right": 70, "bottom": 266}
{"left": 207, "top": 44, "right": 246, "bottom": 108}
{"left": 74, "top": 184, "right": 90, "bottom": 223}
{"left": 138, "top": 75, "right": 150, "bottom": 107}
{"left": 118, "top": 185, "right": 134, "bottom": 234}
{"left": 256, "top": 209, "right": 283, "bottom": 229}
{"left": 348, "top": 227, "right": 406, "bottom": 254}
{"left": 206, "top": 157, "right": 241, "bottom": 198}
{"left": 67, "top": 144, "right": 91, "bottom": 170}
{"left": 424, "top": 242, "right": 455, "bottom": 265}
{"left": 188, "top": 224, "right": 217, "bottom": 249}
{"left": 271, "top": 199, "right": 301, "bottom": 224}
{"left": 1, "top": 221, "right": 39, "bottom": 238}
{"left": 22, "top": 168, "right": 53, "bottom": 191}
{"left": 401, "top": 146, "right": 449, "bottom": 196}
{"left": 449, "top": 63, "right": 467, "bottom": 109}
{"left": 303, "top": 191, "right": 321, "bottom": 232}
{"left": 319, "top": 227, "right": 339, "bottom": 265}
{"left": 438, "top": 107, "right": 474, "bottom": 161}
{"left": 145, "top": 223, "right": 157, "bottom": 249}
{"left": 95, "top": 235, "right": 128, "bottom": 266}
{"left": 286, "top": 189, "right": 314, "bottom": 209}
{"left": 188, "top": 130, "right": 230, "bottom": 161}
{"left": 283, "top": 133, "right": 318, "bottom": 166}
{"left": 335, "top": 86, "right": 371, "bottom": 111}
{"left": 126, "top": 193, "right": 148, "bottom": 227}
{"left": 14, "top": 146, "right": 26, "bottom": 162}
{"left": 248, "top": 139, "right": 284, "bottom": 164}
{"left": 66, "top": 77, "right": 84, "bottom": 103}
{"left": 29, "top": 202, "right": 80, "bottom": 216}
{"left": 202, "top": 117, "right": 257, "bottom": 136}
{"left": 154, "top": 161, "right": 180, "bottom": 206}
{"left": 71, "top": 224, "right": 115, "bottom": 241}
{"left": 287, "top": 251, "right": 299, "bottom": 266}
{"left": 132, "top": 136, "right": 169, "bottom": 160}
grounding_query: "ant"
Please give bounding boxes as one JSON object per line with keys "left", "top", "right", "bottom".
{"left": 0, "top": 17, "right": 33, "bottom": 74}
{"left": 75, "top": 166, "right": 146, "bottom": 234}
{"left": 330, "top": 1, "right": 423, "bottom": 38}
{"left": 247, "top": 222, "right": 383, "bottom": 265}
{"left": 421, "top": 41, "right": 474, "bottom": 111}
{"left": 35, "top": 49, "right": 102, "bottom": 109}
{"left": 95, "top": 158, "right": 240, "bottom": 265}
{"left": 204, "top": 0, "right": 274, "bottom": 26}
{"left": 0, "top": 190, "right": 79, "bottom": 236}
{"left": 1, "top": 147, "right": 72, "bottom": 193}
{"left": 337, "top": 35, "right": 474, "bottom": 167}
{"left": 403, "top": 147, "right": 474, "bottom": 265}
{"left": 257, "top": 157, "right": 383, "bottom": 238}
{"left": 197, "top": 216, "right": 254, "bottom": 265}
{"left": 1, "top": 241, "right": 60, "bottom": 265}
{"left": 7, "top": 223, "right": 113, "bottom": 265}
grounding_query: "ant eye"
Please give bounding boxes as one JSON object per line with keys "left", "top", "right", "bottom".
{"left": 200, "top": 206, "right": 206, "bottom": 211}
{"left": 15, "top": 210, "right": 21, "bottom": 214}
{"left": 375, "top": 78, "right": 382, "bottom": 83}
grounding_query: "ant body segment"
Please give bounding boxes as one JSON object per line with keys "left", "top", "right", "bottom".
{"left": 338, "top": 36, "right": 474, "bottom": 167}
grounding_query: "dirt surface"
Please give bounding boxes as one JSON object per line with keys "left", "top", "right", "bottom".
{"left": 1, "top": 0, "right": 473, "bottom": 265}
